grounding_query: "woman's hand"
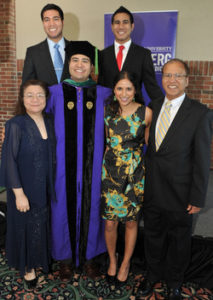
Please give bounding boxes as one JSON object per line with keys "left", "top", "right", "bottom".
{"left": 13, "top": 188, "right": 30, "bottom": 212}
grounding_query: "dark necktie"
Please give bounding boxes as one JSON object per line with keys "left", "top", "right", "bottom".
{"left": 116, "top": 45, "right": 125, "bottom": 71}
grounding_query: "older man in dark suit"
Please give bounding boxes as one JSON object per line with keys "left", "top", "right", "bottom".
{"left": 98, "top": 6, "right": 164, "bottom": 102}
{"left": 22, "top": 3, "right": 69, "bottom": 86}
{"left": 139, "top": 59, "right": 212, "bottom": 299}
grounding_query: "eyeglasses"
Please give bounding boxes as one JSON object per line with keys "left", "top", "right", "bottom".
{"left": 162, "top": 73, "right": 188, "bottom": 80}
{"left": 24, "top": 93, "right": 45, "bottom": 99}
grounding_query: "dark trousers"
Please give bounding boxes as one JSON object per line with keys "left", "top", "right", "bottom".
{"left": 143, "top": 205, "right": 192, "bottom": 288}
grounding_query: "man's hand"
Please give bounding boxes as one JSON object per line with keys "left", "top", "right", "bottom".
{"left": 187, "top": 204, "right": 201, "bottom": 214}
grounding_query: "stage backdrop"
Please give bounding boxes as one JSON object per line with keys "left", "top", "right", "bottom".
{"left": 104, "top": 10, "right": 178, "bottom": 104}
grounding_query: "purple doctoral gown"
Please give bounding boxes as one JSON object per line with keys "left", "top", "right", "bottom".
{"left": 46, "top": 82, "right": 111, "bottom": 266}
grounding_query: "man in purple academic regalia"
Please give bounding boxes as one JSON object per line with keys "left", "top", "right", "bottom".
{"left": 46, "top": 41, "right": 111, "bottom": 281}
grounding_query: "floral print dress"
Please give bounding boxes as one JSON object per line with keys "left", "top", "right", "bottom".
{"left": 101, "top": 105, "right": 146, "bottom": 223}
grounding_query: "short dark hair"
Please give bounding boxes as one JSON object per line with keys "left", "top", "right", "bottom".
{"left": 162, "top": 58, "right": 190, "bottom": 76}
{"left": 41, "top": 3, "right": 64, "bottom": 20}
{"left": 15, "top": 80, "right": 49, "bottom": 115}
{"left": 111, "top": 6, "right": 134, "bottom": 24}
{"left": 106, "top": 71, "right": 143, "bottom": 116}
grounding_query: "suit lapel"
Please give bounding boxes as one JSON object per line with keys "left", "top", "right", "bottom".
{"left": 61, "top": 39, "right": 69, "bottom": 79}
{"left": 39, "top": 40, "right": 57, "bottom": 83}
{"left": 150, "top": 98, "right": 164, "bottom": 152}
{"left": 158, "top": 96, "right": 191, "bottom": 151}
{"left": 122, "top": 42, "right": 135, "bottom": 70}
{"left": 109, "top": 45, "right": 119, "bottom": 71}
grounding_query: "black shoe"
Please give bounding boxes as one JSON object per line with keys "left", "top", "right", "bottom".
{"left": 168, "top": 287, "right": 182, "bottom": 300}
{"left": 24, "top": 277, "right": 37, "bottom": 290}
{"left": 84, "top": 261, "right": 102, "bottom": 279}
{"left": 106, "top": 273, "right": 116, "bottom": 284}
{"left": 138, "top": 278, "right": 155, "bottom": 297}
{"left": 115, "top": 277, "right": 128, "bottom": 288}
{"left": 59, "top": 262, "right": 73, "bottom": 281}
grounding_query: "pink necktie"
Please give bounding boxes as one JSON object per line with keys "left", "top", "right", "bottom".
{"left": 116, "top": 45, "right": 125, "bottom": 71}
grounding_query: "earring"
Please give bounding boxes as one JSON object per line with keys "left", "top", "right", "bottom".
{"left": 132, "top": 97, "right": 135, "bottom": 102}
{"left": 113, "top": 95, "right": 117, "bottom": 101}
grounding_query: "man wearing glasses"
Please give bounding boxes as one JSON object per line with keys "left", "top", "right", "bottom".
{"left": 22, "top": 4, "right": 69, "bottom": 86}
{"left": 139, "top": 59, "right": 212, "bottom": 299}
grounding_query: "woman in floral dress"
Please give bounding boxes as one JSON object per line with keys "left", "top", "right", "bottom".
{"left": 101, "top": 71, "right": 152, "bottom": 285}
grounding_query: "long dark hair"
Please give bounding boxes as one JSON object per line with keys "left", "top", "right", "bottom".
{"left": 15, "top": 79, "right": 49, "bottom": 115}
{"left": 105, "top": 71, "right": 143, "bottom": 116}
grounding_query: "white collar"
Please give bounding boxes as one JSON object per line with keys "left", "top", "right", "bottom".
{"left": 164, "top": 93, "right": 186, "bottom": 108}
{"left": 114, "top": 39, "right": 132, "bottom": 51}
{"left": 47, "top": 37, "right": 65, "bottom": 49}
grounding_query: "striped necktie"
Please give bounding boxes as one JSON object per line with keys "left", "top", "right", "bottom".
{"left": 116, "top": 45, "right": 125, "bottom": 71}
{"left": 54, "top": 44, "right": 63, "bottom": 83}
{"left": 156, "top": 101, "right": 171, "bottom": 151}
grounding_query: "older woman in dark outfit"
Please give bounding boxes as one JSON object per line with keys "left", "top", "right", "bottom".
{"left": 0, "top": 80, "right": 55, "bottom": 290}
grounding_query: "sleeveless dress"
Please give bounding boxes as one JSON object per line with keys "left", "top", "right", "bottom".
{"left": 101, "top": 105, "right": 146, "bottom": 223}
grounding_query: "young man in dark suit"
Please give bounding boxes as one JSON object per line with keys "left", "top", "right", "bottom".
{"left": 22, "top": 4, "right": 70, "bottom": 86}
{"left": 139, "top": 59, "right": 212, "bottom": 299}
{"left": 98, "top": 6, "right": 164, "bottom": 102}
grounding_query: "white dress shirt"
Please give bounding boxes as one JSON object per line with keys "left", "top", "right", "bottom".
{"left": 47, "top": 37, "right": 65, "bottom": 64}
{"left": 114, "top": 39, "right": 132, "bottom": 69}
{"left": 155, "top": 93, "right": 186, "bottom": 137}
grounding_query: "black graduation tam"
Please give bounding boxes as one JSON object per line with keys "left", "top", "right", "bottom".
{"left": 65, "top": 41, "right": 96, "bottom": 64}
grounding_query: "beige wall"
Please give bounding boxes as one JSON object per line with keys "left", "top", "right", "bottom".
{"left": 16, "top": 0, "right": 213, "bottom": 60}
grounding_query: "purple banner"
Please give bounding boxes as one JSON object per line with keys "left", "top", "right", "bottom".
{"left": 104, "top": 11, "right": 178, "bottom": 102}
